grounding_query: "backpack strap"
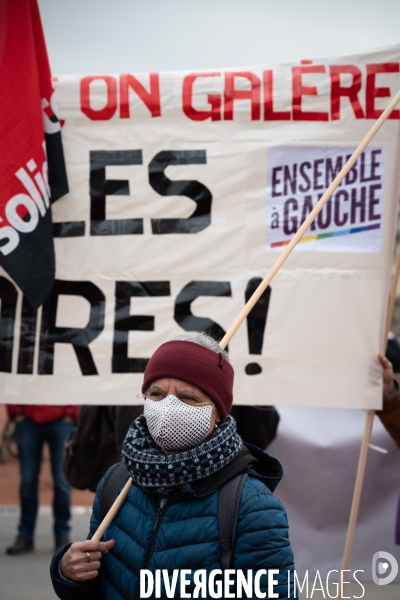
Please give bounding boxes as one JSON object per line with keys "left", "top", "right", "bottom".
{"left": 100, "top": 461, "right": 130, "bottom": 520}
{"left": 218, "top": 473, "right": 248, "bottom": 570}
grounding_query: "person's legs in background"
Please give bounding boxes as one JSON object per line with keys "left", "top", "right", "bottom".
{"left": 6, "top": 419, "right": 44, "bottom": 554}
{"left": 46, "top": 419, "right": 75, "bottom": 548}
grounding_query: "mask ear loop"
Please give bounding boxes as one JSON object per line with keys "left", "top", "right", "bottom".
{"left": 136, "top": 393, "right": 146, "bottom": 399}
{"left": 214, "top": 407, "right": 221, "bottom": 428}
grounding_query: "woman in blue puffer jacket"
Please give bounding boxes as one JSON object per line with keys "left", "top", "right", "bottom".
{"left": 50, "top": 334, "right": 295, "bottom": 599}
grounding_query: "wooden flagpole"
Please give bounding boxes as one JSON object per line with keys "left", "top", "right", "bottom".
{"left": 92, "top": 89, "right": 400, "bottom": 543}
{"left": 340, "top": 244, "right": 400, "bottom": 594}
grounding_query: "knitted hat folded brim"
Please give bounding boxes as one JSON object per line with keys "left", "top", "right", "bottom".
{"left": 142, "top": 341, "right": 234, "bottom": 420}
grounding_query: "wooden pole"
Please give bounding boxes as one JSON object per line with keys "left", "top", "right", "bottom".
{"left": 92, "top": 89, "right": 400, "bottom": 542}
{"left": 340, "top": 410, "right": 375, "bottom": 582}
{"left": 340, "top": 244, "right": 400, "bottom": 592}
{"left": 92, "top": 478, "right": 133, "bottom": 541}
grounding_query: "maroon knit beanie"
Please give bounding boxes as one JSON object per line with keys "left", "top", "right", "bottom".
{"left": 142, "top": 341, "right": 234, "bottom": 421}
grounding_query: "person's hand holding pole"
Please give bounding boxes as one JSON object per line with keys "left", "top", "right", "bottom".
{"left": 60, "top": 540, "right": 115, "bottom": 582}
{"left": 378, "top": 354, "right": 395, "bottom": 403}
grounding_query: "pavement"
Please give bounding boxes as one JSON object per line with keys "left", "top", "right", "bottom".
{"left": 0, "top": 506, "right": 91, "bottom": 600}
{"left": 0, "top": 507, "right": 399, "bottom": 600}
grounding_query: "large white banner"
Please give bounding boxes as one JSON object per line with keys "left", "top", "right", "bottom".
{"left": 1, "top": 45, "right": 400, "bottom": 408}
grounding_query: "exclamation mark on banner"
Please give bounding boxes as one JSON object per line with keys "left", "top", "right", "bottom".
{"left": 245, "top": 278, "right": 271, "bottom": 375}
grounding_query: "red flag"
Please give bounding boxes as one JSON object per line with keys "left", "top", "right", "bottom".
{"left": 0, "top": 0, "right": 68, "bottom": 310}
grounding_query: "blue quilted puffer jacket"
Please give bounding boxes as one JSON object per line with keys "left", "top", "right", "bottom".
{"left": 51, "top": 444, "right": 295, "bottom": 599}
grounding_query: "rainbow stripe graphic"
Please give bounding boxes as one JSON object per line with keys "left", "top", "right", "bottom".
{"left": 270, "top": 223, "right": 381, "bottom": 248}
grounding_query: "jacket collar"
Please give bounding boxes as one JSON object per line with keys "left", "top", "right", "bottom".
{"left": 244, "top": 443, "right": 283, "bottom": 492}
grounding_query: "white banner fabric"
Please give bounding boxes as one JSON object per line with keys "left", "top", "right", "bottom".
{"left": 269, "top": 406, "right": 400, "bottom": 582}
{"left": 1, "top": 45, "right": 400, "bottom": 408}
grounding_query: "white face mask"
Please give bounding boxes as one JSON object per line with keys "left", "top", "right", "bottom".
{"left": 143, "top": 395, "right": 214, "bottom": 451}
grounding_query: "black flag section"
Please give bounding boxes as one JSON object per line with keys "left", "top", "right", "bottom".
{"left": 46, "top": 130, "right": 69, "bottom": 204}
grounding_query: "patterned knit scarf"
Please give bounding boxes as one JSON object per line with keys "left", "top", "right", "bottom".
{"left": 122, "top": 415, "right": 242, "bottom": 496}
